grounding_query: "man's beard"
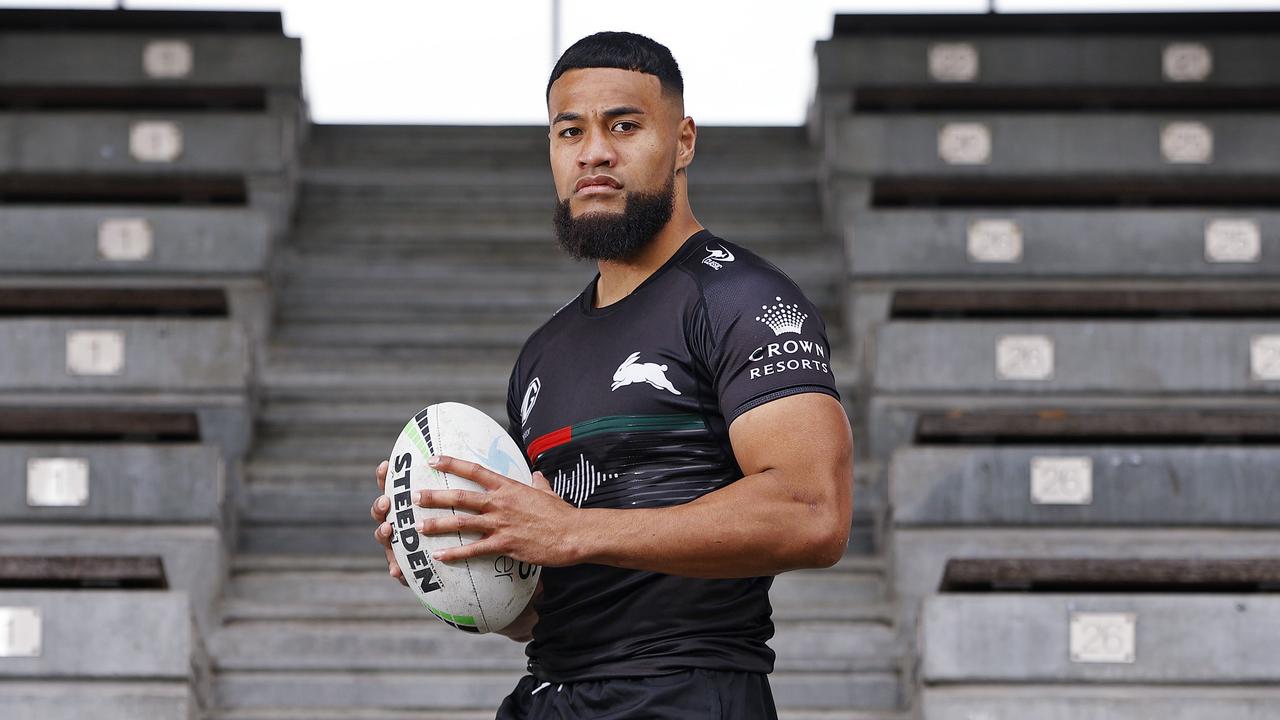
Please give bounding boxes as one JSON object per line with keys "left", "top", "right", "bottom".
{"left": 552, "top": 174, "right": 675, "bottom": 262}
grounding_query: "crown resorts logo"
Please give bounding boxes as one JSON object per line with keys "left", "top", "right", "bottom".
{"left": 755, "top": 296, "right": 808, "bottom": 336}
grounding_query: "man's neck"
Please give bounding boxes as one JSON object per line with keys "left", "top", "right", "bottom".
{"left": 593, "top": 220, "right": 704, "bottom": 309}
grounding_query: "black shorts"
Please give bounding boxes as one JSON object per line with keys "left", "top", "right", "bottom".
{"left": 494, "top": 668, "right": 779, "bottom": 720}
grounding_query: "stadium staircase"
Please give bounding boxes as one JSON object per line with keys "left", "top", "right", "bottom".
{"left": 21, "top": 7, "right": 1280, "bottom": 720}
{"left": 207, "top": 124, "right": 911, "bottom": 718}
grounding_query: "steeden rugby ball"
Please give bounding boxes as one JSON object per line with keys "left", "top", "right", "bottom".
{"left": 385, "top": 401, "right": 540, "bottom": 633}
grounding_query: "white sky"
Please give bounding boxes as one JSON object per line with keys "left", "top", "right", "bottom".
{"left": 7, "top": 0, "right": 1280, "bottom": 125}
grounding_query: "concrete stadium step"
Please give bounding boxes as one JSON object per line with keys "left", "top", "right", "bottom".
{"left": 273, "top": 247, "right": 835, "bottom": 285}
{"left": 218, "top": 555, "right": 890, "bottom": 624}
{"left": 271, "top": 318, "right": 539, "bottom": 349}
{"left": 298, "top": 157, "right": 820, "bottom": 185}
{"left": 286, "top": 231, "right": 832, "bottom": 262}
{"left": 922, "top": 592, "right": 1280, "bottom": 684}
{"left": 244, "top": 427, "right": 497, "bottom": 467}
{"left": 210, "top": 620, "right": 897, "bottom": 674}
{"left": 256, "top": 397, "right": 506, "bottom": 426}
{"left": 0, "top": 318, "right": 250, "bottom": 394}
{"left": 276, "top": 284, "right": 843, "bottom": 315}
{"left": 296, "top": 176, "right": 822, "bottom": 208}
{"left": 891, "top": 526, "right": 1280, "bottom": 640}
{"left": 0, "top": 442, "right": 224, "bottom": 524}
{"left": 845, "top": 206, "right": 1280, "bottom": 279}
{"left": 258, "top": 358, "right": 512, "bottom": 398}
{"left": 215, "top": 668, "right": 898, "bottom": 712}
{"left": 271, "top": 317, "right": 849, "bottom": 354}
{"left": 816, "top": 26, "right": 1280, "bottom": 89}
{"left": 240, "top": 459, "right": 389, "bottom": 524}
{"left": 239, "top": 430, "right": 876, "bottom": 523}
{"left": 215, "top": 670, "right": 525, "bottom": 711}
{"left": 0, "top": 205, "right": 273, "bottom": 277}
{"left": 919, "top": 685, "right": 1280, "bottom": 720}
{"left": 301, "top": 141, "right": 819, "bottom": 172}
{"left": 1, "top": 111, "right": 289, "bottom": 176}
{"left": 237, "top": 500, "right": 880, "bottom": 557}
{"left": 0, "top": 525, "right": 226, "bottom": 635}
{"left": 872, "top": 319, "right": 1280, "bottom": 395}
{"left": 256, "top": 394, "right": 505, "bottom": 423}
{"left": 291, "top": 204, "right": 824, "bottom": 235}
{"left": 832, "top": 112, "right": 1280, "bottom": 177}
{"left": 302, "top": 125, "right": 816, "bottom": 167}
{"left": 4, "top": 681, "right": 201, "bottom": 720}
{"left": 237, "top": 517, "right": 881, "bottom": 560}
{"left": 288, "top": 218, "right": 830, "bottom": 249}
{"left": 0, "top": 589, "right": 208, "bottom": 680}
{"left": 264, "top": 341, "right": 520, "bottom": 365}
{"left": 274, "top": 290, "right": 586, "bottom": 318}
{"left": 891, "top": 445, "right": 1280, "bottom": 527}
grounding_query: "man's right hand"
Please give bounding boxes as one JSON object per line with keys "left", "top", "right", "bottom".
{"left": 371, "top": 459, "right": 541, "bottom": 640}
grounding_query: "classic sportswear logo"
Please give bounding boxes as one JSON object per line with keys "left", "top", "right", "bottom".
{"left": 611, "top": 351, "right": 682, "bottom": 395}
{"left": 756, "top": 296, "right": 808, "bottom": 336}
{"left": 702, "top": 244, "right": 735, "bottom": 270}
{"left": 520, "top": 377, "right": 540, "bottom": 426}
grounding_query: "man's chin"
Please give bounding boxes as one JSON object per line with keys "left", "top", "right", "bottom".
{"left": 571, "top": 207, "right": 625, "bottom": 222}
{"left": 571, "top": 196, "right": 625, "bottom": 213}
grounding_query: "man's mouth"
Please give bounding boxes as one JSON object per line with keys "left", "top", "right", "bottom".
{"left": 575, "top": 175, "right": 622, "bottom": 195}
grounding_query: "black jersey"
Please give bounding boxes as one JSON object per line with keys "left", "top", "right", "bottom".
{"left": 504, "top": 227, "right": 840, "bottom": 682}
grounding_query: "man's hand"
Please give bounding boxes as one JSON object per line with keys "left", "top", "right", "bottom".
{"left": 412, "top": 455, "right": 579, "bottom": 567}
{"left": 371, "top": 460, "right": 408, "bottom": 587}
{"left": 373, "top": 457, "right": 547, "bottom": 641}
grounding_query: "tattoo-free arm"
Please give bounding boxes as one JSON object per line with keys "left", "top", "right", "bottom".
{"left": 567, "top": 392, "right": 853, "bottom": 577}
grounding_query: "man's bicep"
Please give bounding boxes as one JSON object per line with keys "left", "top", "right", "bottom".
{"left": 728, "top": 392, "right": 853, "bottom": 497}
{"left": 726, "top": 392, "right": 854, "bottom": 568}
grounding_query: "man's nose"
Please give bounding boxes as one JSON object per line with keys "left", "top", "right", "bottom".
{"left": 577, "top": 126, "right": 617, "bottom": 168}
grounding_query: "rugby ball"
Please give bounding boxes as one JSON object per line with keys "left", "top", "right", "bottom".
{"left": 384, "top": 402, "right": 541, "bottom": 634}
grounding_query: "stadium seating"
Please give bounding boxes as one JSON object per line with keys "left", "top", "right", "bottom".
{"left": 0, "top": 556, "right": 210, "bottom": 720}
{"left": 815, "top": 10, "right": 1280, "bottom": 718}
{"left": 0, "top": 4, "right": 300, "bottom": 659}
{"left": 919, "top": 559, "right": 1280, "bottom": 718}
{"left": 12, "top": 5, "right": 1280, "bottom": 719}
{"left": 843, "top": 203, "right": 1280, "bottom": 278}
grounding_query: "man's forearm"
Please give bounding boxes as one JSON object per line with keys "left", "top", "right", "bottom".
{"left": 566, "top": 467, "right": 850, "bottom": 578}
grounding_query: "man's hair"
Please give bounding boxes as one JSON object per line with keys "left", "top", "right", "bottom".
{"left": 546, "top": 31, "right": 683, "bottom": 103}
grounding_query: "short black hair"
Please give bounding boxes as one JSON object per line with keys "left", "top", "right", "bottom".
{"left": 546, "top": 31, "right": 683, "bottom": 103}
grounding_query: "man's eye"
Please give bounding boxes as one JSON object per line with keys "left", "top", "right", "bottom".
{"left": 614, "top": 121, "right": 636, "bottom": 132}
{"left": 559, "top": 127, "right": 581, "bottom": 138}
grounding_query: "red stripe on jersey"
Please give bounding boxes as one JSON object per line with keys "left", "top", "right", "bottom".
{"left": 528, "top": 425, "right": 573, "bottom": 462}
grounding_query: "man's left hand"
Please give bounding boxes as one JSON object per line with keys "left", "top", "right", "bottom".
{"left": 413, "top": 455, "right": 580, "bottom": 567}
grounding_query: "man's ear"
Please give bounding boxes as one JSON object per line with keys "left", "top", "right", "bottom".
{"left": 675, "top": 115, "right": 697, "bottom": 173}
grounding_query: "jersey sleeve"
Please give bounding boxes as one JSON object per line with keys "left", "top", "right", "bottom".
{"left": 693, "top": 264, "right": 841, "bottom": 426}
{"left": 505, "top": 359, "right": 525, "bottom": 454}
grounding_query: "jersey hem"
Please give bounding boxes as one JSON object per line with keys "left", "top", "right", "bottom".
{"left": 527, "top": 655, "right": 776, "bottom": 684}
{"left": 727, "top": 384, "right": 842, "bottom": 426}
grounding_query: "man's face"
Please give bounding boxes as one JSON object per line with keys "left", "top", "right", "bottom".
{"left": 547, "top": 67, "right": 681, "bottom": 261}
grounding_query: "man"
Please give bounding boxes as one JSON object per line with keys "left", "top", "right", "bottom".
{"left": 371, "top": 31, "right": 853, "bottom": 719}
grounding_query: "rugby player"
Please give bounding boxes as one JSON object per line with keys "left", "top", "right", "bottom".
{"left": 371, "top": 30, "right": 853, "bottom": 719}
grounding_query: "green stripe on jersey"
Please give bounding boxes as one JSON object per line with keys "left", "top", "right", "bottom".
{"left": 573, "top": 413, "right": 706, "bottom": 439}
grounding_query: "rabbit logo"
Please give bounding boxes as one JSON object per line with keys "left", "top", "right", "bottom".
{"left": 610, "top": 351, "right": 682, "bottom": 395}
